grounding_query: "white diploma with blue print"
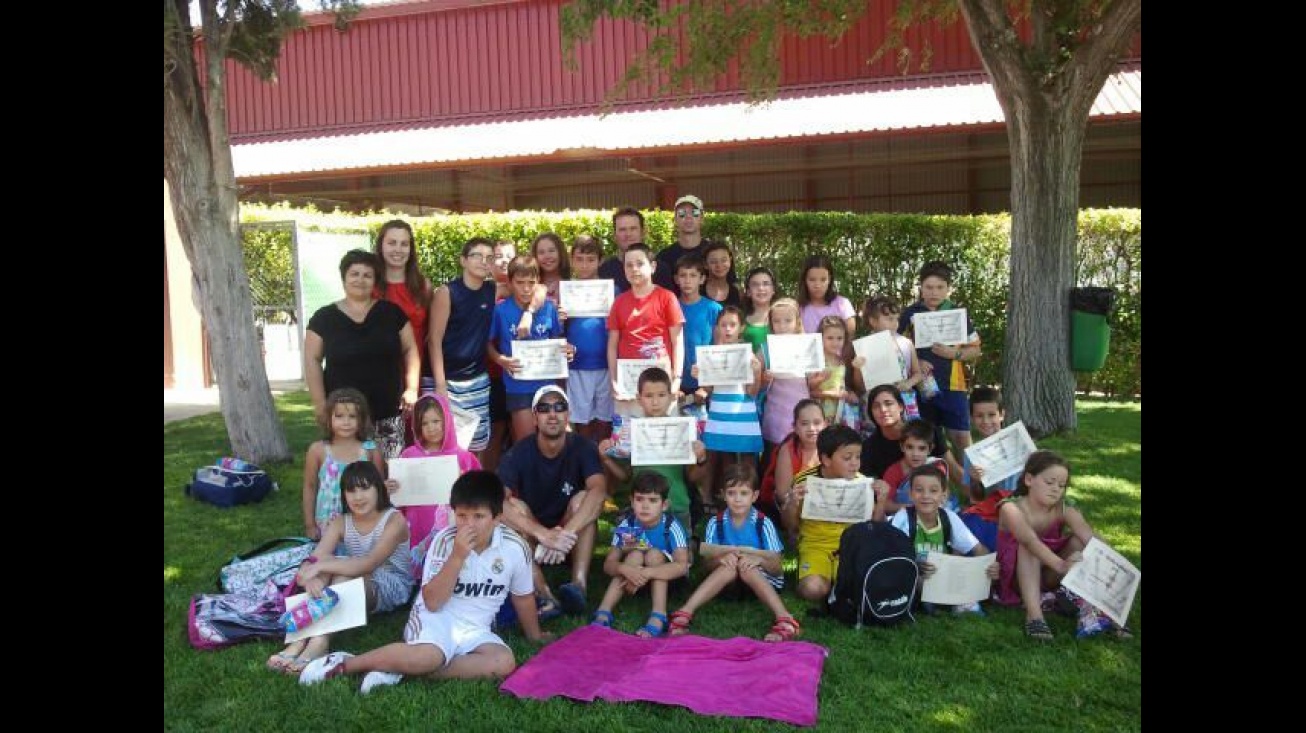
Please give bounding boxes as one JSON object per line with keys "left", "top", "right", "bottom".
{"left": 511, "top": 338, "right": 569, "bottom": 380}
{"left": 387, "top": 455, "right": 459, "bottom": 506}
{"left": 766, "top": 333, "right": 825, "bottom": 378}
{"left": 1061, "top": 538, "right": 1140, "bottom": 628}
{"left": 963, "top": 421, "right": 1036, "bottom": 487}
{"left": 910, "top": 308, "right": 969, "bottom": 348}
{"left": 629, "top": 416, "right": 697, "bottom": 466}
{"left": 922, "top": 552, "right": 994, "bottom": 606}
{"left": 694, "top": 343, "right": 755, "bottom": 387}
{"left": 559, "top": 279, "right": 615, "bottom": 318}
{"left": 800, "top": 477, "right": 874, "bottom": 523}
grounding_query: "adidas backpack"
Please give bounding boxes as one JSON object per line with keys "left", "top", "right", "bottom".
{"left": 826, "top": 520, "right": 919, "bottom": 627}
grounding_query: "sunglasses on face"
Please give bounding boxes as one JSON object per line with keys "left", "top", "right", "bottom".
{"left": 676, "top": 209, "right": 702, "bottom": 219}
{"left": 534, "top": 400, "right": 569, "bottom": 414}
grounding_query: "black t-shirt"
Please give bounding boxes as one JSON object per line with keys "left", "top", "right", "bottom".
{"left": 598, "top": 256, "right": 631, "bottom": 294}
{"left": 860, "top": 423, "right": 949, "bottom": 478}
{"left": 497, "top": 433, "right": 604, "bottom": 527}
{"left": 307, "top": 300, "right": 408, "bottom": 420}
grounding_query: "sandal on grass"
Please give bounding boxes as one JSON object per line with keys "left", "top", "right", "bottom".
{"left": 764, "top": 615, "right": 801, "bottom": 642}
{"left": 668, "top": 610, "right": 693, "bottom": 637}
{"left": 266, "top": 651, "right": 299, "bottom": 673}
{"left": 1025, "top": 619, "right": 1054, "bottom": 641}
{"left": 590, "top": 609, "right": 615, "bottom": 628}
{"left": 635, "top": 611, "right": 669, "bottom": 638}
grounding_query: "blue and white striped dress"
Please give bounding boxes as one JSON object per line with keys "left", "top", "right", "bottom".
{"left": 703, "top": 382, "right": 763, "bottom": 454}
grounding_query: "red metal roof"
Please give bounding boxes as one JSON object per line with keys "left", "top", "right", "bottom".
{"left": 232, "top": 67, "right": 1140, "bottom": 180}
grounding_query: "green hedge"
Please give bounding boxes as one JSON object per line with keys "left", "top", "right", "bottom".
{"left": 241, "top": 204, "right": 1141, "bottom": 397}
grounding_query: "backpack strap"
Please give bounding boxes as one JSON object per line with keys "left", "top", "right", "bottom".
{"left": 906, "top": 507, "right": 954, "bottom": 554}
{"left": 663, "top": 513, "right": 673, "bottom": 551}
{"left": 906, "top": 506, "right": 917, "bottom": 547}
{"left": 755, "top": 509, "right": 767, "bottom": 548}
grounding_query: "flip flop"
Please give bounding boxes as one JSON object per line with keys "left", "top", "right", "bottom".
{"left": 557, "top": 582, "right": 587, "bottom": 615}
{"left": 536, "top": 595, "right": 562, "bottom": 623}
{"left": 266, "top": 651, "right": 299, "bottom": 672}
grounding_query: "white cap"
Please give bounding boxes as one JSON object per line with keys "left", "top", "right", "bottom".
{"left": 530, "top": 385, "right": 568, "bottom": 410}
{"left": 674, "top": 194, "right": 703, "bottom": 211}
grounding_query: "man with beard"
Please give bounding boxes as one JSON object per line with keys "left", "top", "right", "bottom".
{"left": 497, "top": 386, "right": 607, "bottom": 620}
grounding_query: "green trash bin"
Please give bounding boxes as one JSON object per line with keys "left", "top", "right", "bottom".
{"left": 1070, "top": 287, "right": 1115, "bottom": 372}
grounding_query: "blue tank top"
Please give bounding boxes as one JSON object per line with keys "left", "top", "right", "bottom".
{"left": 442, "top": 277, "right": 495, "bottom": 380}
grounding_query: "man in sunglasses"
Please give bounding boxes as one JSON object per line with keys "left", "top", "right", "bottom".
{"left": 498, "top": 385, "right": 608, "bottom": 620}
{"left": 653, "top": 194, "right": 708, "bottom": 291}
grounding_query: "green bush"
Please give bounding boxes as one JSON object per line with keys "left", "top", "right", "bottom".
{"left": 240, "top": 204, "right": 1141, "bottom": 397}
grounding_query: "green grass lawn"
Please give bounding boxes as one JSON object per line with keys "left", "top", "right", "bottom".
{"left": 164, "top": 394, "right": 1140, "bottom": 732}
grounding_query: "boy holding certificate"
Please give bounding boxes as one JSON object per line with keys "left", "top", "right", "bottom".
{"left": 564, "top": 235, "right": 616, "bottom": 444}
{"left": 598, "top": 367, "right": 708, "bottom": 535}
{"left": 674, "top": 254, "right": 723, "bottom": 400}
{"left": 888, "top": 464, "right": 996, "bottom": 615}
{"left": 898, "top": 261, "right": 982, "bottom": 453}
{"left": 783, "top": 424, "right": 870, "bottom": 603}
{"left": 959, "top": 387, "right": 1019, "bottom": 550}
{"left": 487, "top": 254, "right": 571, "bottom": 443}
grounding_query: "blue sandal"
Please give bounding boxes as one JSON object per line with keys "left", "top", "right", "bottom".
{"left": 558, "top": 582, "right": 587, "bottom": 615}
{"left": 636, "top": 611, "right": 669, "bottom": 638}
{"left": 590, "top": 609, "right": 615, "bottom": 628}
{"left": 536, "top": 596, "right": 562, "bottom": 623}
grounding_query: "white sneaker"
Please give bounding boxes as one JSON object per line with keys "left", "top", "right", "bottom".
{"left": 298, "top": 651, "right": 354, "bottom": 685}
{"left": 360, "top": 670, "right": 404, "bottom": 694}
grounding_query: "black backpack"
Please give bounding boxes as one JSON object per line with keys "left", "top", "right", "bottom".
{"left": 826, "top": 520, "right": 919, "bottom": 627}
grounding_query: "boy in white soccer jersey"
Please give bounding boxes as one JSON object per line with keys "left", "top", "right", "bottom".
{"left": 299, "top": 470, "right": 552, "bottom": 693}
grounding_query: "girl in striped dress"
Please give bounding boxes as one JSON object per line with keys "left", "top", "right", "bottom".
{"left": 267, "top": 462, "right": 413, "bottom": 676}
{"left": 698, "top": 306, "right": 764, "bottom": 509}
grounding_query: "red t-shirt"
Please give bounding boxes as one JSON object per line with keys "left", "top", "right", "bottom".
{"left": 376, "top": 281, "right": 428, "bottom": 348}
{"left": 606, "top": 286, "right": 685, "bottom": 361}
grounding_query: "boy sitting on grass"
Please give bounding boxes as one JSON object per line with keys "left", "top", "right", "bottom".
{"left": 590, "top": 471, "right": 691, "bottom": 637}
{"left": 298, "top": 470, "right": 551, "bottom": 693}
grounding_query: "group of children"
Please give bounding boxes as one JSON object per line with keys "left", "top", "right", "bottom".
{"left": 266, "top": 227, "right": 1131, "bottom": 694}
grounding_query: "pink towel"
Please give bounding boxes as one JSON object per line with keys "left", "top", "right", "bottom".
{"left": 500, "top": 625, "right": 828, "bottom": 726}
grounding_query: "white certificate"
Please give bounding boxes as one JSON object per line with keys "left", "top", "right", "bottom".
{"left": 511, "top": 338, "right": 569, "bottom": 380}
{"left": 284, "top": 577, "right": 367, "bottom": 643}
{"left": 921, "top": 552, "right": 995, "bottom": 606}
{"left": 559, "top": 279, "right": 614, "bottom": 318}
{"left": 1062, "top": 538, "right": 1141, "bottom": 628}
{"left": 911, "top": 308, "right": 969, "bottom": 348}
{"left": 629, "top": 416, "right": 697, "bottom": 466}
{"left": 615, "top": 358, "right": 662, "bottom": 400}
{"left": 800, "top": 477, "right": 873, "bottom": 523}
{"left": 387, "top": 455, "right": 459, "bottom": 506}
{"left": 766, "top": 333, "right": 825, "bottom": 377}
{"left": 963, "top": 421, "right": 1037, "bottom": 487}
{"left": 695, "top": 343, "right": 754, "bottom": 387}
{"left": 852, "top": 330, "right": 904, "bottom": 389}
{"left": 449, "top": 403, "right": 479, "bottom": 451}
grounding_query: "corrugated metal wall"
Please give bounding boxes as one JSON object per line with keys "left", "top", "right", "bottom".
{"left": 224, "top": 0, "right": 1003, "bottom": 140}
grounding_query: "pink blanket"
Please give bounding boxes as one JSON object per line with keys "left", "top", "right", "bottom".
{"left": 500, "top": 624, "right": 828, "bottom": 726}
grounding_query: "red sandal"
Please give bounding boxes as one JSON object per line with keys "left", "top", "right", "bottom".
{"left": 764, "top": 615, "right": 801, "bottom": 642}
{"left": 668, "top": 610, "right": 693, "bottom": 636}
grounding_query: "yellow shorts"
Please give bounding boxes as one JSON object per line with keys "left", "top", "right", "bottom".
{"left": 797, "top": 519, "right": 847, "bottom": 581}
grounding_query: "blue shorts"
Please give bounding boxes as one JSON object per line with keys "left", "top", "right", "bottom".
{"left": 506, "top": 391, "right": 535, "bottom": 412}
{"left": 926, "top": 389, "right": 971, "bottom": 432}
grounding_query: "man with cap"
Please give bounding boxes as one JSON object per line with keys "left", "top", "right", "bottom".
{"left": 497, "top": 385, "right": 608, "bottom": 619}
{"left": 653, "top": 194, "right": 707, "bottom": 291}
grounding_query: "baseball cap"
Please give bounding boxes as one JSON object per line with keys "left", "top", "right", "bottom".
{"left": 674, "top": 194, "right": 703, "bottom": 211}
{"left": 530, "top": 385, "right": 568, "bottom": 410}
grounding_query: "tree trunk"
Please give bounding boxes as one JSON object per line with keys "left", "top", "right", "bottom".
{"left": 165, "top": 1, "right": 290, "bottom": 463}
{"left": 1001, "top": 100, "right": 1084, "bottom": 437}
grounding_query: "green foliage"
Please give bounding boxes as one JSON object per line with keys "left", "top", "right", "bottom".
{"left": 165, "top": 394, "right": 1140, "bottom": 730}
{"left": 239, "top": 204, "right": 1141, "bottom": 397}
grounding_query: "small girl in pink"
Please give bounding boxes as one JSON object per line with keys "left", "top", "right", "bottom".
{"left": 995, "top": 450, "right": 1127, "bottom": 641}
{"left": 385, "top": 391, "right": 481, "bottom": 582}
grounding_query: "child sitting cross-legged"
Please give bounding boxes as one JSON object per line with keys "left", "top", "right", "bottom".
{"left": 590, "top": 471, "right": 692, "bottom": 637}
{"left": 667, "top": 463, "right": 799, "bottom": 642}
{"left": 297, "top": 470, "right": 552, "bottom": 694}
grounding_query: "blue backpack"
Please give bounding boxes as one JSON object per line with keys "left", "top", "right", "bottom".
{"left": 185, "top": 458, "right": 277, "bottom": 508}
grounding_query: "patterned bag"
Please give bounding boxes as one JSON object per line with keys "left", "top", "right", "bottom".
{"left": 218, "top": 537, "right": 314, "bottom": 594}
{"left": 188, "top": 580, "right": 294, "bottom": 650}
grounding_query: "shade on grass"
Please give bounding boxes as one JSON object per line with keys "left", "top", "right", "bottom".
{"left": 164, "top": 393, "right": 1140, "bottom": 731}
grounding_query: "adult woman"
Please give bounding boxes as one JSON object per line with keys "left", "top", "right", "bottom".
{"left": 372, "top": 219, "right": 432, "bottom": 382}
{"left": 305, "top": 250, "right": 419, "bottom": 461}
{"left": 860, "top": 384, "right": 960, "bottom": 481}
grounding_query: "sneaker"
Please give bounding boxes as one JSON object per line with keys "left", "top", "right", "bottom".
{"left": 360, "top": 670, "right": 403, "bottom": 695}
{"left": 298, "top": 651, "right": 354, "bottom": 686}
{"left": 951, "top": 602, "right": 985, "bottom": 616}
